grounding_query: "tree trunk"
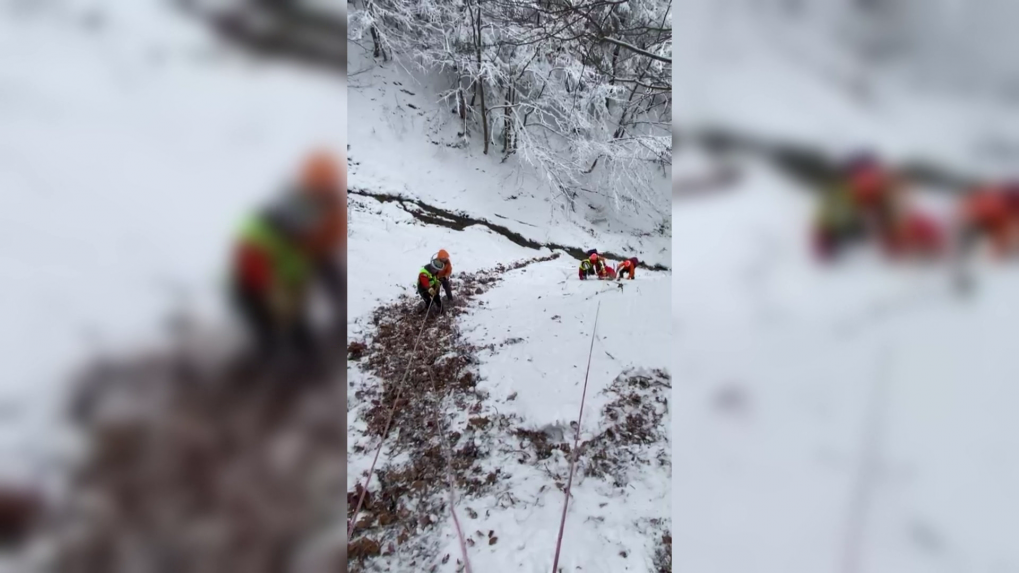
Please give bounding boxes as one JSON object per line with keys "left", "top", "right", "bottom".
{"left": 503, "top": 83, "right": 514, "bottom": 154}
{"left": 473, "top": 1, "right": 489, "bottom": 155}
{"left": 457, "top": 74, "right": 468, "bottom": 137}
{"left": 370, "top": 24, "right": 385, "bottom": 60}
{"left": 607, "top": 43, "right": 620, "bottom": 110}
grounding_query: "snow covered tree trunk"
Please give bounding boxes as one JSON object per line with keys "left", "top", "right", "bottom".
{"left": 472, "top": 1, "right": 489, "bottom": 155}
{"left": 503, "top": 83, "right": 515, "bottom": 155}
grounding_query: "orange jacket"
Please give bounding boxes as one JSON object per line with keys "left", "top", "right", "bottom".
{"left": 436, "top": 260, "right": 452, "bottom": 279}
{"left": 300, "top": 192, "right": 345, "bottom": 262}
{"left": 617, "top": 259, "right": 636, "bottom": 279}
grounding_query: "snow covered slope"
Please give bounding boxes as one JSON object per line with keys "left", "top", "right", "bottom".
{"left": 456, "top": 258, "right": 671, "bottom": 572}
{"left": 672, "top": 157, "right": 1019, "bottom": 572}
{"left": 0, "top": 0, "right": 344, "bottom": 484}
{"left": 347, "top": 46, "right": 671, "bottom": 269}
{"left": 347, "top": 135, "right": 670, "bottom": 571}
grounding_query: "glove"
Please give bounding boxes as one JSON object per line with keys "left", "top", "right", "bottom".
{"left": 428, "top": 287, "right": 437, "bottom": 297}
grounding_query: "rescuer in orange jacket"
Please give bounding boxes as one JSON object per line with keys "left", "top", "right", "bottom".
{"left": 616, "top": 257, "right": 639, "bottom": 280}
{"left": 432, "top": 249, "right": 454, "bottom": 302}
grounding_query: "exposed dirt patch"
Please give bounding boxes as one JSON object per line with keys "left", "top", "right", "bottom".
{"left": 511, "top": 369, "right": 671, "bottom": 488}
{"left": 347, "top": 253, "right": 560, "bottom": 571}
{"left": 655, "top": 530, "right": 672, "bottom": 572}
{"left": 38, "top": 321, "right": 349, "bottom": 572}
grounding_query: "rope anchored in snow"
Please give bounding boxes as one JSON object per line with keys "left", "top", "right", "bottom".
{"left": 551, "top": 301, "right": 602, "bottom": 573}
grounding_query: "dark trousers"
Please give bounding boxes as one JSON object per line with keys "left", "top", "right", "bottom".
{"left": 231, "top": 282, "right": 316, "bottom": 364}
{"left": 316, "top": 258, "right": 346, "bottom": 335}
{"left": 418, "top": 285, "right": 442, "bottom": 314}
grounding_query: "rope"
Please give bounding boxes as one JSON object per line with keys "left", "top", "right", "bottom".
{"left": 551, "top": 301, "right": 601, "bottom": 573}
{"left": 429, "top": 370, "right": 474, "bottom": 573}
{"left": 840, "top": 347, "right": 894, "bottom": 573}
{"left": 348, "top": 297, "right": 435, "bottom": 540}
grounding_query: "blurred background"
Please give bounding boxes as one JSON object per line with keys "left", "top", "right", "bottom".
{"left": 672, "top": 0, "right": 1019, "bottom": 572}
{"left": 0, "top": 0, "right": 346, "bottom": 571}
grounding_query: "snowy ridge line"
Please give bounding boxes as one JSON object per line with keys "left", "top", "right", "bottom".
{"left": 680, "top": 127, "right": 983, "bottom": 191}
{"left": 348, "top": 297, "right": 436, "bottom": 540}
{"left": 551, "top": 301, "right": 602, "bottom": 573}
{"left": 350, "top": 188, "right": 671, "bottom": 271}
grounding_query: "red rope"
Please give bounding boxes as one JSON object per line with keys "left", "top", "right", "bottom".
{"left": 551, "top": 301, "right": 601, "bottom": 573}
{"left": 430, "top": 387, "right": 473, "bottom": 573}
{"left": 348, "top": 298, "right": 434, "bottom": 540}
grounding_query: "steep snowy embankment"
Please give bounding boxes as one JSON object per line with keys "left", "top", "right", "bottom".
{"left": 346, "top": 46, "right": 671, "bottom": 270}
{"left": 455, "top": 258, "right": 671, "bottom": 573}
{"left": 0, "top": 0, "right": 344, "bottom": 485}
{"left": 672, "top": 157, "right": 1019, "bottom": 572}
{"left": 347, "top": 168, "right": 670, "bottom": 571}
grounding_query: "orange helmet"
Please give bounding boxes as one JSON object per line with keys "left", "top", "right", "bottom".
{"left": 437, "top": 249, "right": 450, "bottom": 260}
{"left": 300, "top": 150, "right": 341, "bottom": 194}
{"left": 589, "top": 253, "right": 599, "bottom": 263}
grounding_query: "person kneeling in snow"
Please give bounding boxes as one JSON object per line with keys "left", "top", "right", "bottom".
{"left": 417, "top": 258, "right": 447, "bottom": 316}
{"left": 616, "top": 257, "right": 639, "bottom": 280}
{"left": 579, "top": 251, "right": 603, "bottom": 280}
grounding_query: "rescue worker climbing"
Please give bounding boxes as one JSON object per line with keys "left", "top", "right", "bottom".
{"left": 229, "top": 149, "right": 346, "bottom": 371}
{"left": 616, "top": 257, "right": 639, "bottom": 280}
{"left": 432, "top": 249, "right": 454, "bottom": 303}
{"left": 417, "top": 258, "right": 446, "bottom": 316}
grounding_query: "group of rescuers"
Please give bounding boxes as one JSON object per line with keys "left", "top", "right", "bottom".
{"left": 812, "top": 151, "right": 1019, "bottom": 261}
{"left": 227, "top": 150, "right": 643, "bottom": 369}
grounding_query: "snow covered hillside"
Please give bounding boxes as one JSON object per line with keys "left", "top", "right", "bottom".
{"left": 347, "top": 194, "right": 671, "bottom": 571}
{"left": 346, "top": 35, "right": 672, "bottom": 569}
{"left": 0, "top": 0, "right": 344, "bottom": 488}
{"left": 672, "top": 156, "right": 1019, "bottom": 572}
{"left": 346, "top": 45, "right": 671, "bottom": 269}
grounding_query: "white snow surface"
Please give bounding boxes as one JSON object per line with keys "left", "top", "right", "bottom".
{"left": 674, "top": 0, "right": 1019, "bottom": 181}
{"left": 347, "top": 45, "right": 671, "bottom": 568}
{"left": 347, "top": 194, "right": 671, "bottom": 570}
{"left": 347, "top": 45, "right": 671, "bottom": 269}
{"left": 0, "top": 0, "right": 344, "bottom": 485}
{"left": 672, "top": 156, "right": 1019, "bottom": 572}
